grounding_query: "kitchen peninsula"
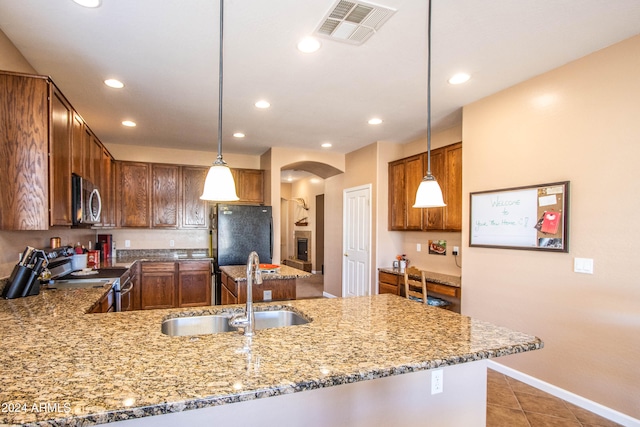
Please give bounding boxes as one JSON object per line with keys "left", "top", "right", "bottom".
{"left": 0, "top": 281, "right": 542, "bottom": 426}
{"left": 219, "top": 264, "right": 311, "bottom": 304}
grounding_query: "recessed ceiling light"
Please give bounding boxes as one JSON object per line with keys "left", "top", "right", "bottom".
{"left": 255, "top": 100, "right": 270, "bottom": 109}
{"left": 104, "top": 79, "right": 124, "bottom": 89}
{"left": 233, "top": 132, "right": 245, "bottom": 138}
{"left": 368, "top": 118, "right": 383, "bottom": 125}
{"left": 122, "top": 120, "right": 136, "bottom": 127}
{"left": 297, "top": 37, "right": 321, "bottom": 53}
{"left": 321, "top": 142, "right": 332, "bottom": 148}
{"left": 72, "top": 0, "right": 101, "bottom": 8}
{"left": 448, "top": 73, "right": 470, "bottom": 85}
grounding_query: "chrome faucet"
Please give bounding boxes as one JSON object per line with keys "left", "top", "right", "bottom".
{"left": 229, "top": 251, "right": 262, "bottom": 336}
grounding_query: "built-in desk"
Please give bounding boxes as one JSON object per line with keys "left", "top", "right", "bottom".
{"left": 378, "top": 268, "right": 462, "bottom": 313}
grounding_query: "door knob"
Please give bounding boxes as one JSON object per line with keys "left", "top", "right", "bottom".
{"left": 343, "top": 253, "right": 348, "bottom": 257}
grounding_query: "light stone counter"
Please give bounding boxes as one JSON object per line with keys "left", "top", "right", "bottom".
{"left": 219, "top": 264, "right": 311, "bottom": 281}
{"left": 0, "top": 285, "right": 542, "bottom": 426}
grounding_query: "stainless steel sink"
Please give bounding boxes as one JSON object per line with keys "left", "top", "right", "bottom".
{"left": 161, "top": 309, "right": 310, "bottom": 336}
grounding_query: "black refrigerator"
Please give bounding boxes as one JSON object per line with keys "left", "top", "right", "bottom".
{"left": 211, "top": 204, "right": 272, "bottom": 304}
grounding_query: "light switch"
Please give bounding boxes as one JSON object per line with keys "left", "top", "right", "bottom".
{"left": 574, "top": 258, "right": 594, "bottom": 274}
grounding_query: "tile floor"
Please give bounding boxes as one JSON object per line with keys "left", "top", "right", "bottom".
{"left": 295, "top": 275, "right": 623, "bottom": 427}
{"left": 487, "top": 369, "right": 621, "bottom": 427}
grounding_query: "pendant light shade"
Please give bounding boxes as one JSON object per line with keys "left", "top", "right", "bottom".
{"left": 200, "top": 0, "right": 239, "bottom": 202}
{"left": 201, "top": 158, "right": 238, "bottom": 201}
{"left": 413, "top": 0, "right": 446, "bottom": 209}
{"left": 413, "top": 175, "right": 446, "bottom": 208}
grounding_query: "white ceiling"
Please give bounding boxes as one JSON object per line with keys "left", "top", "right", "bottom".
{"left": 1, "top": 0, "right": 639, "bottom": 158}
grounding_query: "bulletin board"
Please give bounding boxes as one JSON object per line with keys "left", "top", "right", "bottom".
{"left": 469, "top": 181, "right": 569, "bottom": 252}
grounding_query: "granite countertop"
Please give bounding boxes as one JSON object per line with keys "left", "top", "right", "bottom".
{"left": 220, "top": 264, "right": 312, "bottom": 281}
{"left": 0, "top": 287, "right": 542, "bottom": 426}
{"left": 378, "top": 267, "right": 461, "bottom": 288}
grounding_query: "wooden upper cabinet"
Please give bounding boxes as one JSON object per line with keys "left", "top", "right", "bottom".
{"left": 388, "top": 155, "right": 423, "bottom": 231}
{"left": 389, "top": 142, "right": 462, "bottom": 232}
{"left": 405, "top": 155, "right": 424, "bottom": 230}
{"left": 233, "top": 168, "right": 264, "bottom": 204}
{"left": 49, "top": 87, "right": 73, "bottom": 226}
{"left": 101, "top": 147, "right": 115, "bottom": 227}
{"left": 117, "top": 161, "right": 151, "bottom": 227}
{"left": 423, "top": 149, "right": 444, "bottom": 230}
{"left": 388, "top": 160, "right": 406, "bottom": 230}
{"left": 71, "top": 112, "right": 84, "bottom": 177}
{"left": 0, "top": 73, "right": 49, "bottom": 230}
{"left": 182, "top": 166, "right": 208, "bottom": 229}
{"left": 443, "top": 143, "right": 462, "bottom": 231}
{"left": 152, "top": 164, "right": 180, "bottom": 228}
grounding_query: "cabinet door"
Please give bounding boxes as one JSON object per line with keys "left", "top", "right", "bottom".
{"left": 388, "top": 160, "right": 406, "bottom": 230}
{"left": 152, "top": 164, "right": 179, "bottom": 228}
{"left": 118, "top": 162, "right": 151, "bottom": 227}
{"left": 71, "top": 113, "right": 84, "bottom": 177}
{"left": 404, "top": 154, "right": 424, "bottom": 230}
{"left": 49, "top": 88, "right": 73, "bottom": 226}
{"left": 0, "top": 74, "right": 49, "bottom": 230}
{"left": 235, "top": 168, "right": 264, "bottom": 204}
{"left": 177, "top": 261, "right": 211, "bottom": 307}
{"left": 443, "top": 143, "right": 462, "bottom": 231}
{"left": 101, "top": 148, "right": 114, "bottom": 227}
{"left": 181, "top": 166, "right": 208, "bottom": 228}
{"left": 140, "top": 262, "right": 176, "bottom": 309}
{"left": 423, "top": 148, "right": 445, "bottom": 230}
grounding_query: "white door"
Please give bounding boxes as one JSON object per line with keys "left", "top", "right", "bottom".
{"left": 342, "top": 185, "right": 371, "bottom": 297}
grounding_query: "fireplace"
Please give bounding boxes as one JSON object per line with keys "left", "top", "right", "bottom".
{"left": 297, "top": 238, "right": 308, "bottom": 261}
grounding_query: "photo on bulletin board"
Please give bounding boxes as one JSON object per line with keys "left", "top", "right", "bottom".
{"left": 469, "top": 181, "right": 569, "bottom": 252}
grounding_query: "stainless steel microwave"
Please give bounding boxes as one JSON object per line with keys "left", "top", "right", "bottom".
{"left": 72, "top": 174, "right": 102, "bottom": 225}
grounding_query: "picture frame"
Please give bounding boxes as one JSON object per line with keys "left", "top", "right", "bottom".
{"left": 469, "top": 181, "right": 569, "bottom": 252}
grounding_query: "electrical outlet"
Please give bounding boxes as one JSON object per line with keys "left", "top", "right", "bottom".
{"left": 417, "top": 243, "right": 421, "bottom": 252}
{"left": 431, "top": 369, "right": 443, "bottom": 394}
{"left": 169, "top": 240, "right": 175, "bottom": 247}
{"left": 125, "top": 240, "right": 131, "bottom": 248}
{"left": 453, "top": 246, "right": 459, "bottom": 256}
{"left": 263, "top": 290, "right": 272, "bottom": 301}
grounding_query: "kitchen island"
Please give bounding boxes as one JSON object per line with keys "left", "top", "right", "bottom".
{"left": 0, "top": 282, "right": 542, "bottom": 426}
{"left": 219, "top": 264, "right": 311, "bottom": 304}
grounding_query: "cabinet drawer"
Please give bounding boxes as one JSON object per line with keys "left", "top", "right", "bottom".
{"left": 379, "top": 272, "right": 400, "bottom": 285}
{"left": 379, "top": 283, "right": 398, "bottom": 295}
{"left": 426, "top": 282, "right": 459, "bottom": 298}
{"left": 178, "top": 260, "right": 211, "bottom": 272}
{"left": 142, "top": 262, "right": 176, "bottom": 273}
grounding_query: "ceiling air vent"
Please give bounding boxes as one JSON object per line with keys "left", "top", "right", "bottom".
{"left": 315, "top": 0, "right": 396, "bottom": 45}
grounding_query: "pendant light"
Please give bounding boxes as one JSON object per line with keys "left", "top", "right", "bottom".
{"left": 413, "top": 0, "right": 446, "bottom": 208}
{"left": 201, "top": 0, "right": 239, "bottom": 201}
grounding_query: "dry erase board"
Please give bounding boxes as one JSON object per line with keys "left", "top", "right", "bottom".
{"left": 469, "top": 181, "right": 569, "bottom": 252}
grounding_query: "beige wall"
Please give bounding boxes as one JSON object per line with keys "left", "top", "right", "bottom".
{"left": 261, "top": 147, "right": 345, "bottom": 267}
{"left": 0, "top": 28, "right": 36, "bottom": 73}
{"left": 462, "top": 34, "right": 640, "bottom": 418}
{"left": 289, "top": 177, "right": 325, "bottom": 271}
{"left": 323, "top": 173, "right": 345, "bottom": 297}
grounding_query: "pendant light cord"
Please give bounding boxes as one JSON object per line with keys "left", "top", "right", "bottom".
{"left": 216, "top": 0, "right": 225, "bottom": 164}
{"left": 426, "top": 0, "right": 432, "bottom": 177}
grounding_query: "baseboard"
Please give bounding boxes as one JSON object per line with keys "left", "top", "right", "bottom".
{"left": 322, "top": 292, "right": 337, "bottom": 298}
{"left": 487, "top": 361, "right": 640, "bottom": 427}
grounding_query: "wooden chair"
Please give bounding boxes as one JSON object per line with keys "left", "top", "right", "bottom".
{"left": 403, "top": 266, "right": 427, "bottom": 304}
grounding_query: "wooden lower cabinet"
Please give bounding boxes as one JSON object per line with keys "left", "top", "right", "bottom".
{"left": 379, "top": 271, "right": 401, "bottom": 295}
{"left": 141, "top": 261, "right": 211, "bottom": 310}
{"left": 140, "top": 262, "right": 177, "bottom": 310}
{"left": 120, "top": 262, "right": 140, "bottom": 312}
{"left": 220, "top": 271, "right": 295, "bottom": 304}
{"left": 178, "top": 261, "right": 211, "bottom": 307}
{"left": 90, "top": 289, "right": 114, "bottom": 313}
{"left": 220, "top": 272, "right": 237, "bottom": 305}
